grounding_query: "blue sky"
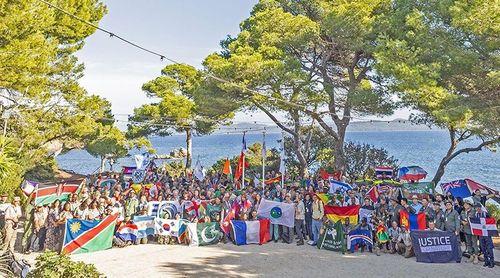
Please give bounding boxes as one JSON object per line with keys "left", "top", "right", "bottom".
{"left": 77, "top": 0, "right": 410, "bottom": 127}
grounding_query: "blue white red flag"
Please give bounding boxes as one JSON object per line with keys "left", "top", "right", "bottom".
{"left": 231, "top": 219, "right": 270, "bottom": 245}
{"left": 116, "top": 223, "right": 138, "bottom": 242}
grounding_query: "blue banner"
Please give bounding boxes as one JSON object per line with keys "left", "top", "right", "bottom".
{"left": 410, "top": 230, "right": 462, "bottom": 263}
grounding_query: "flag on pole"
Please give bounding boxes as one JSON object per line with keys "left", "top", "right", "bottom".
{"left": 234, "top": 133, "right": 247, "bottom": 183}
{"left": 222, "top": 158, "right": 232, "bottom": 177}
{"left": 116, "top": 223, "right": 139, "bottom": 242}
{"left": 328, "top": 180, "right": 353, "bottom": 194}
{"left": 279, "top": 139, "right": 285, "bottom": 175}
{"left": 193, "top": 158, "right": 205, "bottom": 181}
{"left": 366, "top": 186, "right": 379, "bottom": 203}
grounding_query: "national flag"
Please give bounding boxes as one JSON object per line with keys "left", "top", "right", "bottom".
{"left": 234, "top": 134, "right": 247, "bottom": 182}
{"left": 347, "top": 229, "right": 373, "bottom": 252}
{"left": 376, "top": 224, "right": 389, "bottom": 243}
{"left": 316, "top": 193, "right": 332, "bottom": 205}
{"left": 34, "top": 179, "right": 83, "bottom": 206}
{"left": 264, "top": 176, "right": 282, "bottom": 185}
{"left": 231, "top": 219, "right": 270, "bottom": 245}
{"left": 402, "top": 182, "right": 434, "bottom": 199}
{"left": 187, "top": 222, "right": 221, "bottom": 247}
{"left": 21, "top": 180, "right": 37, "bottom": 196}
{"left": 116, "top": 223, "right": 138, "bottom": 242}
{"left": 155, "top": 218, "right": 187, "bottom": 237}
{"left": 469, "top": 217, "right": 499, "bottom": 237}
{"left": 132, "top": 215, "right": 155, "bottom": 238}
{"left": 122, "top": 166, "right": 136, "bottom": 175}
{"left": 222, "top": 158, "right": 232, "bottom": 177}
{"left": 257, "top": 199, "right": 295, "bottom": 228}
{"left": 399, "top": 210, "right": 426, "bottom": 231}
{"left": 319, "top": 169, "right": 342, "bottom": 181}
{"left": 441, "top": 179, "right": 498, "bottom": 198}
{"left": 324, "top": 205, "right": 360, "bottom": 224}
{"left": 366, "top": 186, "right": 379, "bottom": 203}
{"left": 328, "top": 179, "right": 352, "bottom": 194}
{"left": 375, "top": 166, "right": 393, "bottom": 179}
{"left": 62, "top": 214, "right": 118, "bottom": 255}
{"left": 147, "top": 201, "right": 162, "bottom": 217}
{"left": 317, "top": 220, "right": 345, "bottom": 252}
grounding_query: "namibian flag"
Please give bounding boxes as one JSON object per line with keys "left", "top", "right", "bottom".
{"left": 231, "top": 219, "right": 270, "bottom": 245}
{"left": 324, "top": 205, "right": 360, "bottom": 224}
{"left": 399, "top": 210, "right": 426, "bottom": 231}
{"left": 34, "top": 179, "right": 84, "bottom": 206}
{"left": 62, "top": 214, "right": 118, "bottom": 255}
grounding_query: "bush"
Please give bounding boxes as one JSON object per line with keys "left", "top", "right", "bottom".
{"left": 27, "top": 251, "right": 102, "bottom": 278}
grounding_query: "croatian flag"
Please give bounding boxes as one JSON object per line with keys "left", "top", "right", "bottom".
{"left": 116, "top": 223, "right": 138, "bottom": 242}
{"left": 329, "top": 179, "right": 353, "bottom": 194}
{"left": 469, "top": 217, "right": 499, "bottom": 237}
{"left": 231, "top": 219, "right": 270, "bottom": 245}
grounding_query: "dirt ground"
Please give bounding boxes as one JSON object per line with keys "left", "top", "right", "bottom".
{"left": 34, "top": 242, "right": 497, "bottom": 278}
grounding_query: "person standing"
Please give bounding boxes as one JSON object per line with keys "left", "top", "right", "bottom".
{"left": 303, "top": 194, "right": 313, "bottom": 241}
{"left": 294, "top": 194, "right": 305, "bottom": 246}
{"left": 461, "top": 200, "right": 479, "bottom": 264}
{"left": 2, "top": 196, "right": 22, "bottom": 252}
{"left": 27, "top": 205, "right": 48, "bottom": 253}
{"left": 474, "top": 203, "right": 495, "bottom": 268}
{"left": 309, "top": 194, "right": 324, "bottom": 246}
{"left": 432, "top": 202, "right": 445, "bottom": 230}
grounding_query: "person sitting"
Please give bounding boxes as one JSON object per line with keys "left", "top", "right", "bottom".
{"left": 387, "top": 221, "right": 401, "bottom": 254}
{"left": 396, "top": 224, "right": 413, "bottom": 258}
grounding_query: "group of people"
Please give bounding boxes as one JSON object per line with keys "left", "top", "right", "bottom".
{"left": 0, "top": 167, "right": 497, "bottom": 268}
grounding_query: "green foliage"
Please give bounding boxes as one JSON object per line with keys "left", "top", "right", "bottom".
{"left": 202, "top": 0, "right": 396, "bottom": 171}
{"left": 209, "top": 142, "right": 280, "bottom": 176}
{"left": 486, "top": 203, "right": 500, "bottom": 222}
{"left": 343, "top": 142, "right": 398, "bottom": 182}
{"left": 0, "top": 0, "right": 110, "bottom": 191}
{"left": 374, "top": 0, "right": 499, "bottom": 183}
{"left": 85, "top": 125, "right": 129, "bottom": 160}
{"left": 28, "top": 251, "right": 102, "bottom": 278}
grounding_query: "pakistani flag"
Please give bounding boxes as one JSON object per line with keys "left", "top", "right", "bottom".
{"left": 317, "top": 220, "right": 345, "bottom": 253}
{"left": 187, "top": 222, "right": 221, "bottom": 247}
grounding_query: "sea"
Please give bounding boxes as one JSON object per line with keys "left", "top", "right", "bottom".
{"left": 57, "top": 131, "right": 499, "bottom": 189}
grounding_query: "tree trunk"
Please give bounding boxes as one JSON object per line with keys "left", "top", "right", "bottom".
{"left": 333, "top": 122, "right": 348, "bottom": 173}
{"left": 185, "top": 128, "right": 192, "bottom": 169}
{"left": 100, "top": 156, "right": 106, "bottom": 173}
{"left": 293, "top": 134, "right": 309, "bottom": 179}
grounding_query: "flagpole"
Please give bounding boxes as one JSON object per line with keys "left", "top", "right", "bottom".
{"left": 242, "top": 131, "right": 246, "bottom": 189}
{"left": 280, "top": 133, "right": 285, "bottom": 189}
{"left": 262, "top": 131, "right": 266, "bottom": 193}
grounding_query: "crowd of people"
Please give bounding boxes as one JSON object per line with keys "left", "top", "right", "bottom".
{"left": 0, "top": 166, "right": 497, "bottom": 268}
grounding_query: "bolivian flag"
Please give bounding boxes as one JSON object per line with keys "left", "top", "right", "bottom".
{"left": 324, "top": 205, "right": 360, "bottom": 224}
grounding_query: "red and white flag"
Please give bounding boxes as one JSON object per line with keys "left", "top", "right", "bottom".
{"left": 469, "top": 217, "right": 498, "bottom": 237}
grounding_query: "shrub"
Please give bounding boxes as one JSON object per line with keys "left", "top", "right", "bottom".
{"left": 27, "top": 251, "right": 102, "bottom": 278}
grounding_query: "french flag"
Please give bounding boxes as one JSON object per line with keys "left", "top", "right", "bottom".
{"left": 116, "top": 223, "right": 138, "bottom": 242}
{"left": 231, "top": 219, "right": 270, "bottom": 245}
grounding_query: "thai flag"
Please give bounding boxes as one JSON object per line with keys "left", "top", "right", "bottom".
{"left": 329, "top": 179, "right": 353, "bottom": 194}
{"left": 116, "top": 223, "right": 138, "bottom": 242}
{"left": 231, "top": 219, "right": 270, "bottom": 245}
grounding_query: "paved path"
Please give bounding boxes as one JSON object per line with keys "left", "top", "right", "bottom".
{"left": 59, "top": 243, "right": 500, "bottom": 278}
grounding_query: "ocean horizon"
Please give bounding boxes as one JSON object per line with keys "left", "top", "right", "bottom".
{"left": 57, "top": 130, "right": 499, "bottom": 189}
